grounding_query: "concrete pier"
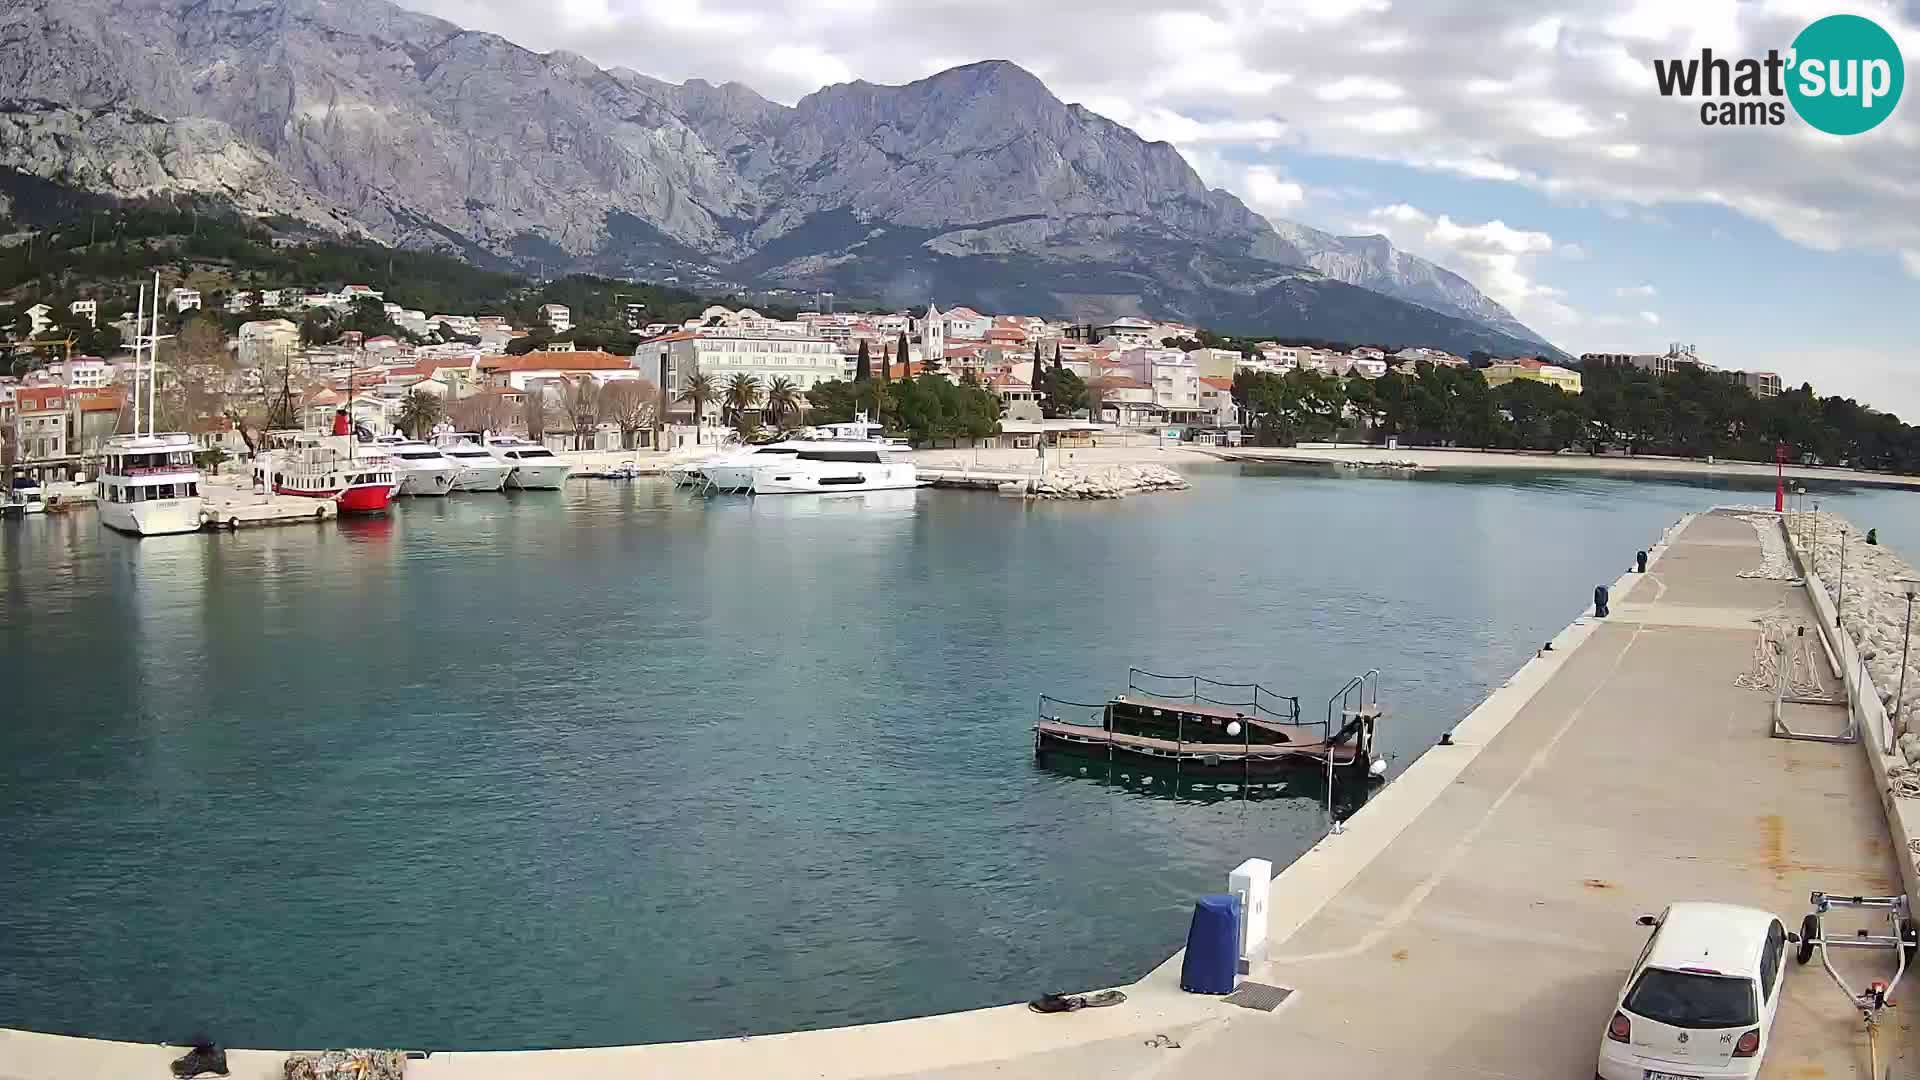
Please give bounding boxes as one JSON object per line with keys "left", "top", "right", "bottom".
{"left": 5, "top": 511, "right": 1916, "bottom": 1079}
{"left": 200, "top": 483, "right": 337, "bottom": 528}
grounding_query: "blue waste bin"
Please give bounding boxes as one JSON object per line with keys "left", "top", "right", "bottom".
{"left": 1179, "top": 893, "right": 1240, "bottom": 994}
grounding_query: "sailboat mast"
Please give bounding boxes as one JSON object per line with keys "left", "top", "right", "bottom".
{"left": 148, "top": 272, "right": 159, "bottom": 434}
{"left": 131, "top": 285, "right": 144, "bottom": 437}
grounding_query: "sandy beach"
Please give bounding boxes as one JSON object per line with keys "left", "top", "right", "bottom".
{"left": 1221, "top": 444, "right": 1920, "bottom": 490}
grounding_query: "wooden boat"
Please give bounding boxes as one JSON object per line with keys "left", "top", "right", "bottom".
{"left": 1032, "top": 669, "right": 1381, "bottom": 781}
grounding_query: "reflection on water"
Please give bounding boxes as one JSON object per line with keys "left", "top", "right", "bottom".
{"left": 1035, "top": 749, "right": 1366, "bottom": 814}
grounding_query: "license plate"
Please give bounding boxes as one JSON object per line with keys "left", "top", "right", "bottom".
{"left": 1645, "top": 1072, "right": 1700, "bottom": 1080}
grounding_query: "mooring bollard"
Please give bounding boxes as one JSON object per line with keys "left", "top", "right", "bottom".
{"left": 1593, "top": 584, "right": 1610, "bottom": 618}
{"left": 1636, "top": 550, "right": 1648, "bottom": 574}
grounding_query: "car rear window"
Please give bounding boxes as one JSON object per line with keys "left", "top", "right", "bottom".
{"left": 1625, "top": 968, "right": 1758, "bottom": 1028}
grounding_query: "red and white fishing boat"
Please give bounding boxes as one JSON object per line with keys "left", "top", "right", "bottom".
{"left": 253, "top": 412, "right": 400, "bottom": 515}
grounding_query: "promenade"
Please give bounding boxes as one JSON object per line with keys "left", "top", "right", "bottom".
{"left": 1223, "top": 444, "right": 1920, "bottom": 490}
{"left": 5, "top": 511, "right": 1915, "bottom": 1079}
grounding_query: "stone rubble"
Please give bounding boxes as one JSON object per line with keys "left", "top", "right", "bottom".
{"left": 1029, "top": 464, "right": 1190, "bottom": 500}
{"left": 1781, "top": 508, "right": 1920, "bottom": 769}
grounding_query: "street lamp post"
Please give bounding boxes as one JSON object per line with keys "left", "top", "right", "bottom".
{"left": 1898, "top": 589, "right": 1917, "bottom": 742}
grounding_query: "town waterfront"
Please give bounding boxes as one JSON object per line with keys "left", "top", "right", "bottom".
{"left": 4, "top": 468, "right": 1919, "bottom": 1052}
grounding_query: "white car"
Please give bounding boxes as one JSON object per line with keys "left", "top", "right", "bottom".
{"left": 1598, "top": 902, "right": 1793, "bottom": 1080}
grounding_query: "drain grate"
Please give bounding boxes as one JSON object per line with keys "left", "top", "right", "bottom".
{"left": 1223, "top": 981, "right": 1293, "bottom": 1012}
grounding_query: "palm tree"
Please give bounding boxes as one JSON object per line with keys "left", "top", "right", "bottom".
{"left": 395, "top": 388, "right": 444, "bottom": 438}
{"left": 677, "top": 372, "right": 718, "bottom": 445}
{"left": 723, "top": 372, "right": 762, "bottom": 431}
{"left": 763, "top": 376, "right": 801, "bottom": 429}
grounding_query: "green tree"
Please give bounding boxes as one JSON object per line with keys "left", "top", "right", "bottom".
{"left": 396, "top": 389, "right": 445, "bottom": 439}
{"left": 676, "top": 373, "right": 718, "bottom": 445}
{"left": 722, "top": 372, "right": 762, "bottom": 431}
{"left": 763, "top": 376, "right": 802, "bottom": 429}
{"left": 804, "top": 380, "right": 859, "bottom": 425}
{"left": 855, "top": 340, "right": 871, "bottom": 383}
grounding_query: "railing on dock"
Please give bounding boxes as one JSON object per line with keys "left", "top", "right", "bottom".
{"left": 1125, "top": 667, "right": 1301, "bottom": 726}
{"left": 1037, "top": 695, "right": 1109, "bottom": 729}
{"left": 1324, "top": 669, "right": 1381, "bottom": 833}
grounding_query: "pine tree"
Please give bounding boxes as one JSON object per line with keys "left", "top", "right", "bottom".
{"left": 896, "top": 331, "right": 910, "bottom": 376}
{"left": 855, "top": 340, "right": 871, "bottom": 382}
{"left": 1054, "top": 343, "right": 1064, "bottom": 372}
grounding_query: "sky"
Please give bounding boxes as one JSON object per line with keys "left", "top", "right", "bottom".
{"left": 407, "top": 0, "right": 1920, "bottom": 416}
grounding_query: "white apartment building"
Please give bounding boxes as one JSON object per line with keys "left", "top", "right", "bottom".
{"left": 539, "top": 304, "right": 572, "bottom": 333}
{"left": 641, "top": 329, "right": 841, "bottom": 422}
{"left": 50, "top": 358, "right": 113, "bottom": 388}
{"left": 259, "top": 289, "right": 285, "bottom": 309}
{"left": 942, "top": 306, "right": 991, "bottom": 340}
{"left": 238, "top": 319, "right": 301, "bottom": 368}
{"left": 226, "top": 291, "right": 256, "bottom": 314}
{"left": 25, "top": 303, "right": 53, "bottom": 336}
{"left": 873, "top": 314, "right": 910, "bottom": 335}
{"left": 68, "top": 299, "right": 97, "bottom": 327}
{"left": 1095, "top": 317, "right": 1155, "bottom": 346}
{"left": 169, "top": 288, "right": 201, "bottom": 312}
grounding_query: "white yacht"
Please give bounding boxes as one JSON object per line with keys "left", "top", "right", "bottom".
{"left": 484, "top": 436, "right": 572, "bottom": 489}
{"left": 699, "top": 442, "right": 805, "bottom": 493}
{"left": 97, "top": 433, "right": 204, "bottom": 535}
{"left": 434, "top": 434, "right": 512, "bottom": 492}
{"left": 374, "top": 435, "right": 460, "bottom": 496}
{"left": 748, "top": 442, "right": 920, "bottom": 495}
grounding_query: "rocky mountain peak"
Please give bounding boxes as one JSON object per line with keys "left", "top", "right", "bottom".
{"left": 0, "top": 0, "right": 1558, "bottom": 355}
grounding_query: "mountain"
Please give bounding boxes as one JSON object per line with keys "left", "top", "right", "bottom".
{"left": 0, "top": 0, "right": 1563, "bottom": 358}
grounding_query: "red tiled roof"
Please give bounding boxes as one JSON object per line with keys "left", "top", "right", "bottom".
{"left": 17, "top": 387, "right": 66, "bottom": 412}
{"left": 1097, "top": 377, "right": 1150, "bottom": 390}
{"left": 1199, "top": 376, "right": 1235, "bottom": 390}
{"left": 482, "top": 350, "right": 631, "bottom": 372}
{"left": 71, "top": 388, "right": 125, "bottom": 412}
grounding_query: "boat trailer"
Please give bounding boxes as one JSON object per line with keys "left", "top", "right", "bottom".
{"left": 1794, "top": 890, "right": 1913, "bottom": 1078}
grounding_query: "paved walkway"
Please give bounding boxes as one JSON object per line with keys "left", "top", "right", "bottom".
{"left": 6, "top": 513, "right": 1914, "bottom": 1079}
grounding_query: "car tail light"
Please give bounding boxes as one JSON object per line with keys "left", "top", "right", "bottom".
{"left": 1732, "top": 1029, "right": 1760, "bottom": 1057}
{"left": 1607, "top": 1012, "right": 1631, "bottom": 1043}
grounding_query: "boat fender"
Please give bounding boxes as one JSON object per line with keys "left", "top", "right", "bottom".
{"left": 1369, "top": 758, "right": 1389, "bottom": 778}
{"left": 1225, "top": 721, "right": 1242, "bottom": 737}
{"left": 198, "top": 510, "right": 213, "bottom": 526}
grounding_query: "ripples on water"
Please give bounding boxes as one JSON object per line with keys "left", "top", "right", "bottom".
{"left": 2, "top": 466, "right": 1915, "bottom": 1049}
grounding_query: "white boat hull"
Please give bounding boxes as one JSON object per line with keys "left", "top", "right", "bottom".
{"left": 507, "top": 462, "right": 572, "bottom": 489}
{"left": 398, "top": 467, "right": 460, "bottom": 496}
{"left": 99, "top": 497, "right": 204, "bottom": 536}
{"left": 750, "top": 463, "right": 920, "bottom": 495}
{"left": 702, "top": 462, "right": 771, "bottom": 493}
{"left": 451, "top": 462, "right": 512, "bottom": 492}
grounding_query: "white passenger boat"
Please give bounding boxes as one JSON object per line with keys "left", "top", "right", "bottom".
{"left": 484, "top": 436, "right": 572, "bottom": 489}
{"left": 97, "top": 433, "right": 203, "bottom": 535}
{"left": 96, "top": 275, "right": 205, "bottom": 536}
{"left": 434, "top": 434, "right": 513, "bottom": 492}
{"left": 374, "top": 436, "right": 461, "bottom": 496}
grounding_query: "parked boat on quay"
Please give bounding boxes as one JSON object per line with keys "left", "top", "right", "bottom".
{"left": 95, "top": 275, "right": 204, "bottom": 536}
{"left": 483, "top": 435, "right": 572, "bottom": 489}
{"left": 1033, "top": 668, "right": 1384, "bottom": 784}
{"left": 432, "top": 434, "right": 513, "bottom": 492}
{"left": 253, "top": 418, "right": 399, "bottom": 515}
{"left": 374, "top": 435, "right": 460, "bottom": 496}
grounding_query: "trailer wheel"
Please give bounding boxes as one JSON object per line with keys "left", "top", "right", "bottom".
{"left": 314, "top": 506, "right": 326, "bottom": 520}
{"left": 1797, "top": 914, "right": 1819, "bottom": 965}
{"left": 227, "top": 516, "right": 240, "bottom": 531}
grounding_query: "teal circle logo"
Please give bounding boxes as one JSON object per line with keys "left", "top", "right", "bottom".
{"left": 1787, "top": 15, "right": 1904, "bottom": 135}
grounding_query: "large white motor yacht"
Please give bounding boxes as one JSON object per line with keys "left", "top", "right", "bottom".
{"left": 434, "top": 435, "right": 513, "bottom": 492}
{"left": 484, "top": 436, "right": 572, "bottom": 489}
{"left": 699, "top": 442, "right": 805, "bottom": 493}
{"left": 375, "top": 436, "right": 461, "bottom": 496}
{"left": 748, "top": 442, "right": 920, "bottom": 495}
{"left": 97, "top": 433, "right": 204, "bottom": 535}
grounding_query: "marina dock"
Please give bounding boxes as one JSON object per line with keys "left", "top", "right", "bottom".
{"left": 5, "top": 510, "right": 1916, "bottom": 1078}
{"left": 199, "top": 481, "right": 338, "bottom": 529}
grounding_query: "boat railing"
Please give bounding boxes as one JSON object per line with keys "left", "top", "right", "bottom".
{"left": 1125, "top": 667, "right": 1300, "bottom": 725}
{"left": 1037, "top": 695, "right": 1108, "bottom": 729}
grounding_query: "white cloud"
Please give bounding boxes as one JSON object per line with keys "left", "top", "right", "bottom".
{"left": 1357, "top": 203, "right": 1575, "bottom": 328}
{"left": 1315, "top": 76, "right": 1404, "bottom": 102}
{"left": 1241, "top": 165, "right": 1306, "bottom": 215}
{"left": 1559, "top": 242, "right": 1588, "bottom": 260}
{"left": 1904, "top": 250, "right": 1920, "bottom": 279}
{"left": 1638, "top": 310, "right": 1660, "bottom": 325}
{"left": 1616, "top": 283, "right": 1656, "bottom": 297}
